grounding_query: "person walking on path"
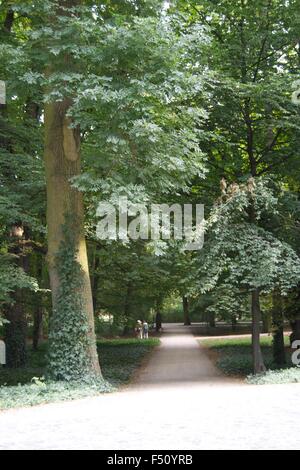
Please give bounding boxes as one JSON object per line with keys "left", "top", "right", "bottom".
{"left": 135, "top": 320, "right": 143, "bottom": 339}
{"left": 142, "top": 320, "right": 149, "bottom": 339}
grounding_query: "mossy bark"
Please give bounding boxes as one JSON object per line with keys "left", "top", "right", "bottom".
{"left": 44, "top": 98, "right": 101, "bottom": 380}
{"left": 44, "top": 0, "right": 101, "bottom": 379}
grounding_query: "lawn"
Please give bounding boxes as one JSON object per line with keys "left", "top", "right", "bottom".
{"left": 0, "top": 338, "right": 159, "bottom": 410}
{"left": 201, "top": 335, "right": 300, "bottom": 384}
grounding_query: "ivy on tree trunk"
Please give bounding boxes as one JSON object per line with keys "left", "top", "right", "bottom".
{"left": 44, "top": 0, "right": 101, "bottom": 381}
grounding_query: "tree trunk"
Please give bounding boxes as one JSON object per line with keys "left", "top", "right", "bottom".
{"left": 251, "top": 289, "right": 266, "bottom": 374}
{"left": 44, "top": 1, "right": 101, "bottom": 380}
{"left": 3, "top": 9, "right": 14, "bottom": 32}
{"left": 209, "top": 312, "right": 216, "bottom": 328}
{"left": 272, "top": 290, "right": 286, "bottom": 366}
{"left": 122, "top": 283, "right": 133, "bottom": 335}
{"left": 44, "top": 97, "right": 101, "bottom": 380}
{"left": 183, "top": 295, "right": 191, "bottom": 326}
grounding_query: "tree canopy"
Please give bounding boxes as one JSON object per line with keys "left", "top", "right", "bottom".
{"left": 1, "top": 0, "right": 300, "bottom": 377}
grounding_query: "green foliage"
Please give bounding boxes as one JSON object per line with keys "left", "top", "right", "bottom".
{"left": 1, "top": 0, "right": 300, "bottom": 380}
{"left": 0, "top": 1, "right": 46, "bottom": 334}
{"left": 0, "top": 341, "right": 47, "bottom": 386}
{"left": 171, "top": 0, "right": 300, "bottom": 346}
{"left": 91, "top": 240, "right": 181, "bottom": 327}
{"left": 0, "top": 338, "right": 159, "bottom": 409}
{"left": 98, "top": 337, "right": 159, "bottom": 385}
{"left": 204, "top": 285, "right": 249, "bottom": 322}
{"left": 197, "top": 179, "right": 300, "bottom": 296}
{"left": 0, "top": 254, "right": 39, "bottom": 306}
{"left": 160, "top": 296, "right": 184, "bottom": 322}
{"left": 202, "top": 336, "right": 294, "bottom": 377}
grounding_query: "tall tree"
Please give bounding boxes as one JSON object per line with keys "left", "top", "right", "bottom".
{"left": 174, "top": 0, "right": 300, "bottom": 373}
{"left": 43, "top": 0, "right": 101, "bottom": 380}
{"left": 197, "top": 179, "right": 300, "bottom": 373}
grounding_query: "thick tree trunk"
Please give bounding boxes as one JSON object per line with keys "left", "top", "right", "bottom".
{"left": 45, "top": 104, "right": 100, "bottom": 378}
{"left": 251, "top": 289, "right": 266, "bottom": 374}
{"left": 183, "top": 295, "right": 191, "bottom": 326}
{"left": 272, "top": 291, "right": 286, "bottom": 366}
{"left": 43, "top": 0, "right": 101, "bottom": 381}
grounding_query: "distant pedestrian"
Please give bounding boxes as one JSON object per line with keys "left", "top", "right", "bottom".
{"left": 135, "top": 320, "right": 143, "bottom": 339}
{"left": 142, "top": 320, "right": 149, "bottom": 339}
{"left": 155, "top": 311, "right": 162, "bottom": 332}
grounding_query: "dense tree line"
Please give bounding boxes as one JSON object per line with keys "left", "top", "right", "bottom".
{"left": 0, "top": 0, "right": 300, "bottom": 379}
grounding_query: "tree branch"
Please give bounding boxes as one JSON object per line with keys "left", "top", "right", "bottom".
{"left": 3, "top": 9, "right": 14, "bottom": 33}
{"left": 256, "top": 129, "right": 282, "bottom": 163}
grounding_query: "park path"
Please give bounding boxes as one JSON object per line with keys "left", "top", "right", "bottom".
{"left": 132, "top": 323, "right": 227, "bottom": 388}
{"left": 0, "top": 324, "right": 300, "bottom": 450}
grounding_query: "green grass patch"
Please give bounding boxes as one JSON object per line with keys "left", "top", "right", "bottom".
{"left": 0, "top": 338, "right": 159, "bottom": 410}
{"left": 98, "top": 338, "right": 159, "bottom": 386}
{"left": 0, "top": 343, "right": 48, "bottom": 387}
{"left": 201, "top": 335, "right": 295, "bottom": 378}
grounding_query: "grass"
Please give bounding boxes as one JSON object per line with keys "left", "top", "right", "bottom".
{"left": 98, "top": 337, "right": 159, "bottom": 386}
{"left": 0, "top": 337, "right": 159, "bottom": 410}
{"left": 201, "top": 335, "right": 300, "bottom": 383}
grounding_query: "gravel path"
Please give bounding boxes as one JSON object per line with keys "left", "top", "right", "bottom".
{"left": 0, "top": 324, "right": 299, "bottom": 450}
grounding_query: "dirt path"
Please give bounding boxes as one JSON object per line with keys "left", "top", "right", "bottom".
{"left": 132, "top": 323, "right": 229, "bottom": 388}
{"left": 0, "top": 324, "right": 299, "bottom": 450}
